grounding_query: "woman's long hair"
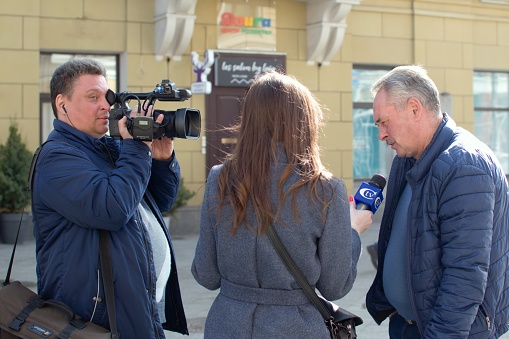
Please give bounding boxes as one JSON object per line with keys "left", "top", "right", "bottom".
{"left": 216, "top": 70, "right": 333, "bottom": 235}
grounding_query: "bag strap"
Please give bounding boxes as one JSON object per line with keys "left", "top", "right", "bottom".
{"left": 99, "top": 230, "right": 119, "bottom": 339}
{"left": 266, "top": 222, "right": 333, "bottom": 322}
{"left": 2, "top": 142, "right": 45, "bottom": 286}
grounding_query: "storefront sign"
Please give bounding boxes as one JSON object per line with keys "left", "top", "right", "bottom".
{"left": 217, "top": 3, "right": 276, "bottom": 51}
{"left": 215, "top": 55, "right": 285, "bottom": 87}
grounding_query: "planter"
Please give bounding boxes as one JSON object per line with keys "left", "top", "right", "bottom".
{"left": 0, "top": 213, "right": 34, "bottom": 244}
{"left": 168, "top": 205, "right": 200, "bottom": 236}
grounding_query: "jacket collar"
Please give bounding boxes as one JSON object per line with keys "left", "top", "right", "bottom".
{"left": 407, "top": 113, "right": 456, "bottom": 182}
{"left": 49, "top": 119, "right": 120, "bottom": 160}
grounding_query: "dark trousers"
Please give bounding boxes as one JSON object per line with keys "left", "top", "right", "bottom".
{"left": 389, "top": 313, "right": 421, "bottom": 339}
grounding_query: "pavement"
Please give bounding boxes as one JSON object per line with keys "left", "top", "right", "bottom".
{"left": 3, "top": 224, "right": 508, "bottom": 339}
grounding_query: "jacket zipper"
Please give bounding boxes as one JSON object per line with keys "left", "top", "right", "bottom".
{"left": 90, "top": 269, "right": 101, "bottom": 321}
{"left": 479, "top": 304, "right": 491, "bottom": 330}
{"left": 405, "top": 183, "right": 422, "bottom": 334}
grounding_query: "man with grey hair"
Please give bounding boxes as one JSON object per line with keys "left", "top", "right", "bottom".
{"left": 366, "top": 65, "right": 509, "bottom": 338}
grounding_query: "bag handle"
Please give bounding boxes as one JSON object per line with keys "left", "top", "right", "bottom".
{"left": 40, "top": 299, "right": 76, "bottom": 319}
{"left": 9, "top": 296, "right": 88, "bottom": 332}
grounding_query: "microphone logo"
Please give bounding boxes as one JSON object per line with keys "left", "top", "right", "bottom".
{"left": 359, "top": 188, "right": 377, "bottom": 200}
{"left": 374, "top": 196, "right": 382, "bottom": 209}
{"left": 359, "top": 188, "right": 383, "bottom": 210}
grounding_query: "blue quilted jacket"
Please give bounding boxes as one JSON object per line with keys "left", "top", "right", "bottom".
{"left": 32, "top": 120, "right": 188, "bottom": 338}
{"left": 366, "top": 114, "right": 509, "bottom": 338}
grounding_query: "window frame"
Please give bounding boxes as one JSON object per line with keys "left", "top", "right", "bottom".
{"left": 39, "top": 53, "right": 120, "bottom": 144}
{"left": 473, "top": 69, "right": 509, "bottom": 175}
{"left": 352, "top": 64, "right": 395, "bottom": 181}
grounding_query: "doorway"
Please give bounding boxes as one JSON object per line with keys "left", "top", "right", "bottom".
{"left": 205, "top": 52, "right": 286, "bottom": 174}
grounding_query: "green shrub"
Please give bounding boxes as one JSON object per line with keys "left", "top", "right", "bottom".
{"left": 165, "top": 178, "right": 195, "bottom": 216}
{"left": 0, "top": 123, "right": 33, "bottom": 213}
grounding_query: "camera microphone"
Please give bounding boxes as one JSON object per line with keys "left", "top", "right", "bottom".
{"left": 354, "top": 174, "right": 387, "bottom": 214}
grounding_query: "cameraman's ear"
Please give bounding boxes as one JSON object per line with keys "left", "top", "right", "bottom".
{"left": 55, "top": 95, "right": 66, "bottom": 114}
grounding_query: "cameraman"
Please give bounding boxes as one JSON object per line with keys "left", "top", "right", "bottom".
{"left": 31, "top": 58, "right": 188, "bottom": 338}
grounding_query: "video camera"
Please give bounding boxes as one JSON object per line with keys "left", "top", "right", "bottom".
{"left": 106, "top": 80, "right": 201, "bottom": 141}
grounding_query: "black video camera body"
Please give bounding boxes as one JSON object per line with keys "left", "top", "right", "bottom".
{"left": 106, "top": 80, "right": 201, "bottom": 141}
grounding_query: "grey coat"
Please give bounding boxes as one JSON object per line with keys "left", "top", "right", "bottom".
{"left": 192, "top": 150, "right": 362, "bottom": 338}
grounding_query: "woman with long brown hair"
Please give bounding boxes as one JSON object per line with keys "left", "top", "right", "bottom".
{"left": 192, "top": 70, "right": 372, "bottom": 338}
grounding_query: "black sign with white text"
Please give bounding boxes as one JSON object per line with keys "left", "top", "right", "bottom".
{"left": 214, "top": 55, "right": 285, "bottom": 87}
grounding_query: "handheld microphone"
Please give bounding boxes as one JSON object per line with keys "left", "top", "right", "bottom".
{"left": 354, "top": 174, "right": 387, "bottom": 214}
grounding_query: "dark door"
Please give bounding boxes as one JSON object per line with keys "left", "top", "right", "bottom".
{"left": 205, "top": 52, "right": 286, "bottom": 175}
{"left": 205, "top": 86, "right": 245, "bottom": 173}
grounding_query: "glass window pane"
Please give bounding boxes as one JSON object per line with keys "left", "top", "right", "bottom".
{"left": 474, "top": 71, "right": 509, "bottom": 174}
{"left": 352, "top": 68, "right": 395, "bottom": 179}
{"left": 352, "top": 69, "right": 389, "bottom": 103}
{"left": 353, "top": 108, "right": 378, "bottom": 178}
{"left": 474, "top": 72, "right": 509, "bottom": 109}
{"left": 40, "top": 53, "right": 117, "bottom": 93}
{"left": 353, "top": 108, "right": 394, "bottom": 178}
{"left": 474, "top": 110, "right": 509, "bottom": 173}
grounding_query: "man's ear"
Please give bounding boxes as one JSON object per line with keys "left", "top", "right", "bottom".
{"left": 55, "top": 94, "right": 66, "bottom": 115}
{"left": 407, "top": 97, "right": 423, "bottom": 120}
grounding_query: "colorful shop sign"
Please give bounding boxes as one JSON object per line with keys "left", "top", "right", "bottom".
{"left": 217, "top": 3, "right": 276, "bottom": 51}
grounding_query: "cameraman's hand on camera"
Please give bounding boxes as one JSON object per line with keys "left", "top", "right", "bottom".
{"left": 151, "top": 135, "right": 174, "bottom": 160}
{"left": 349, "top": 196, "right": 373, "bottom": 234}
{"left": 118, "top": 104, "right": 159, "bottom": 141}
{"left": 118, "top": 115, "right": 134, "bottom": 140}
{"left": 118, "top": 105, "right": 173, "bottom": 158}
{"left": 118, "top": 105, "right": 174, "bottom": 159}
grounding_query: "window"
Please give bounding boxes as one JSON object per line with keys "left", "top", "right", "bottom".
{"left": 473, "top": 71, "right": 509, "bottom": 174}
{"left": 352, "top": 66, "right": 395, "bottom": 179}
{"left": 39, "top": 53, "right": 118, "bottom": 143}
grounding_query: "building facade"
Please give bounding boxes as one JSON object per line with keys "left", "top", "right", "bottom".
{"left": 1, "top": 0, "right": 509, "bottom": 217}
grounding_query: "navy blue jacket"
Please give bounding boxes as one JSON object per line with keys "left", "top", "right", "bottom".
{"left": 32, "top": 120, "right": 188, "bottom": 338}
{"left": 366, "top": 115, "right": 509, "bottom": 338}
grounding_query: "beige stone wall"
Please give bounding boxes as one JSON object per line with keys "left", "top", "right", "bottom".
{"left": 2, "top": 0, "right": 509, "bottom": 204}
{"left": 0, "top": 0, "right": 40, "bottom": 153}
{"left": 349, "top": 0, "right": 509, "bottom": 132}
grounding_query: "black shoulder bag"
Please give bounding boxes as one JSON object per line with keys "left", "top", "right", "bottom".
{"left": 0, "top": 143, "right": 120, "bottom": 338}
{"left": 266, "top": 222, "right": 363, "bottom": 339}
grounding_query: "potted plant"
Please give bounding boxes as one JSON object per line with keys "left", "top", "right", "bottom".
{"left": 0, "top": 122, "right": 33, "bottom": 244}
{"left": 162, "top": 178, "right": 195, "bottom": 226}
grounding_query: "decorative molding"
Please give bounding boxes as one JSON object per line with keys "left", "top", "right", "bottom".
{"left": 154, "top": 0, "right": 359, "bottom": 65}
{"left": 480, "top": 0, "right": 509, "bottom": 4}
{"left": 301, "top": 0, "right": 360, "bottom": 66}
{"left": 154, "top": 0, "right": 197, "bottom": 61}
